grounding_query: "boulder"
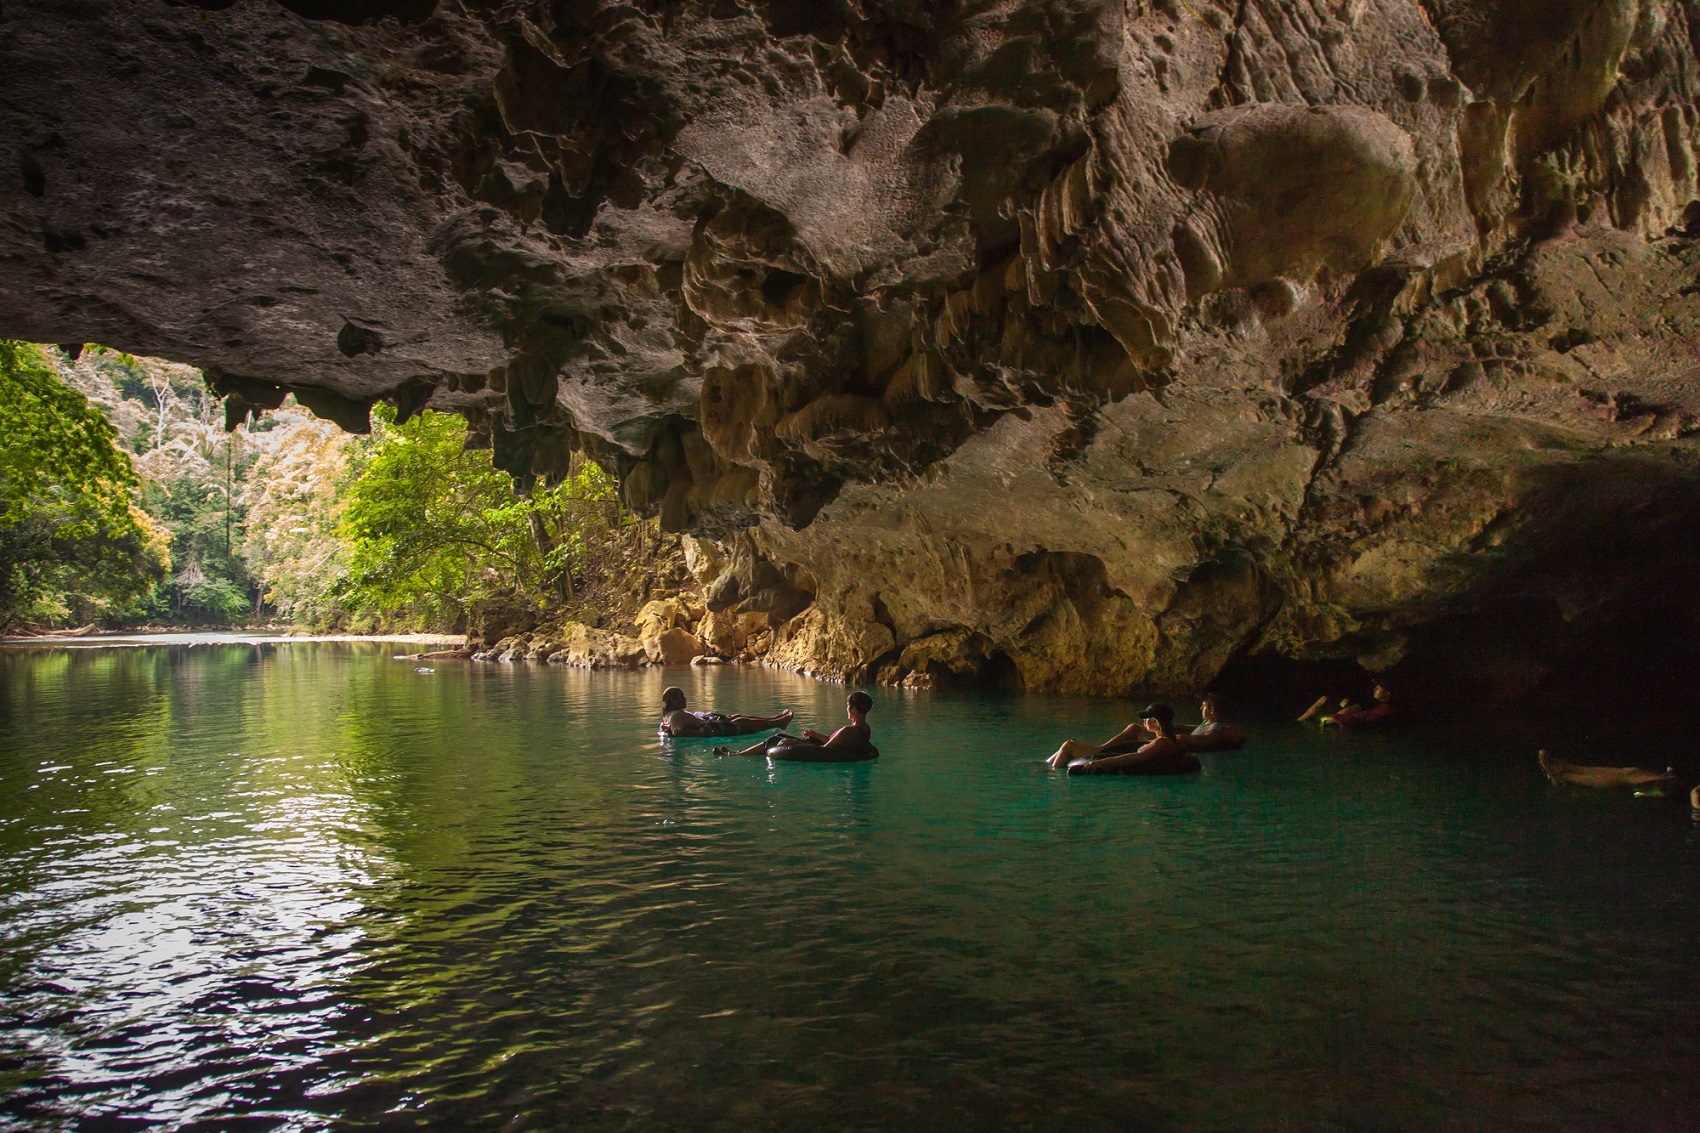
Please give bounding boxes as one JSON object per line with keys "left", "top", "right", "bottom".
{"left": 766, "top": 606, "right": 893, "bottom": 682}
{"left": 697, "top": 608, "right": 747, "bottom": 657}
{"left": 637, "top": 596, "right": 705, "bottom": 663}
{"left": 546, "top": 623, "right": 648, "bottom": 669}
{"left": 635, "top": 596, "right": 690, "bottom": 639}
{"left": 648, "top": 626, "right": 706, "bottom": 666}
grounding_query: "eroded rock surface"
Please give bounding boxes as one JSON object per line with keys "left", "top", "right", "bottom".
{"left": 8, "top": 0, "right": 1700, "bottom": 693}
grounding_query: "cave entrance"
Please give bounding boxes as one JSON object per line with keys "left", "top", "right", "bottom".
{"left": 976, "top": 649, "right": 1021, "bottom": 693}
{"left": 1207, "top": 652, "right": 1371, "bottom": 714}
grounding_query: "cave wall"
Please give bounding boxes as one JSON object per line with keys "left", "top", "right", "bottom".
{"left": 8, "top": 0, "right": 1700, "bottom": 694}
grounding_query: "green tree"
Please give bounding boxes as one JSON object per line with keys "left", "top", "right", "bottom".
{"left": 0, "top": 341, "right": 170, "bottom": 628}
{"left": 62, "top": 346, "right": 259, "bottom": 624}
{"left": 336, "top": 408, "right": 621, "bottom": 629}
{"left": 239, "top": 414, "right": 352, "bottom": 627}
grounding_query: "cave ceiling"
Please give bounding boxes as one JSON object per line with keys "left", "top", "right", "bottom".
{"left": 8, "top": 0, "right": 1700, "bottom": 693}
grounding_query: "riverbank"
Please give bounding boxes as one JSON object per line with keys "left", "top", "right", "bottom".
{"left": 0, "top": 630, "right": 465, "bottom": 650}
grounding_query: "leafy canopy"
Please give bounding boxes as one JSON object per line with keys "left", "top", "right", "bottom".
{"left": 1, "top": 341, "right": 139, "bottom": 535}
{"left": 336, "top": 407, "right": 619, "bottom": 627}
{"left": 0, "top": 341, "right": 169, "bottom": 627}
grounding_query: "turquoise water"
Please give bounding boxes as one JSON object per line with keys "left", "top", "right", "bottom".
{"left": 1, "top": 642, "right": 1697, "bottom": 1131}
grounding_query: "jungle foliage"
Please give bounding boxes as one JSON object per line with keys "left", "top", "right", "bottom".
{"left": 6, "top": 344, "right": 651, "bottom": 634}
{"left": 0, "top": 342, "right": 170, "bottom": 628}
{"left": 334, "top": 406, "right": 624, "bottom": 630}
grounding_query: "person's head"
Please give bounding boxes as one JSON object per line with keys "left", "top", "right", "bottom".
{"left": 1200, "top": 694, "right": 1220, "bottom": 723}
{"left": 662, "top": 686, "right": 687, "bottom": 712}
{"left": 1372, "top": 684, "right": 1391, "bottom": 703}
{"left": 847, "top": 691, "right": 873, "bottom": 721}
{"left": 1140, "top": 702, "right": 1175, "bottom": 737}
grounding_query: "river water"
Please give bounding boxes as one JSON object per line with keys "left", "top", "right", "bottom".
{"left": 1, "top": 641, "right": 1696, "bottom": 1131}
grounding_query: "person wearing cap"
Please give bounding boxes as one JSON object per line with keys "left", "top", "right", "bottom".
{"left": 1046, "top": 702, "right": 1192, "bottom": 772}
{"left": 659, "top": 686, "right": 793, "bottom": 738}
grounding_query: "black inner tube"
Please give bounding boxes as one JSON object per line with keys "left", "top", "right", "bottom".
{"left": 1067, "top": 753, "right": 1200, "bottom": 776}
{"left": 659, "top": 715, "right": 773, "bottom": 739}
{"left": 767, "top": 740, "right": 879, "bottom": 763}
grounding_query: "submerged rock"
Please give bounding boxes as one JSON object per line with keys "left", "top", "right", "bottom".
{"left": 10, "top": 1, "right": 1700, "bottom": 693}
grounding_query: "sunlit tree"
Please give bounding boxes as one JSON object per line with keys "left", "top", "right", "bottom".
{"left": 239, "top": 414, "right": 352, "bottom": 627}
{"left": 0, "top": 341, "right": 170, "bottom": 629}
{"left": 336, "top": 408, "right": 623, "bottom": 629}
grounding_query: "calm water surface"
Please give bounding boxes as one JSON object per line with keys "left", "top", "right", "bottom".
{"left": 2, "top": 642, "right": 1697, "bottom": 1131}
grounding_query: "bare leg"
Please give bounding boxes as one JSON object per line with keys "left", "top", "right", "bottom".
{"left": 715, "top": 739, "right": 772, "bottom": 757}
{"left": 1047, "top": 739, "right": 1101, "bottom": 770}
{"left": 1297, "top": 696, "right": 1331, "bottom": 722}
{"left": 726, "top": 710, "right": 794, "bottom": 728}
{"left": 717, "top": 731, "right": 810, "bottom": 757}
{"left": 1621, "top": 766, "right": 1675, "bottom": 786}
{"left": 1540, "top": 750, "right": 1675, "bottom": 787}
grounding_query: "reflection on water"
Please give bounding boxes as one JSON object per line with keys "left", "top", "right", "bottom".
{"left": 2, "top": 643, "right": 1698, "bottom": 1131}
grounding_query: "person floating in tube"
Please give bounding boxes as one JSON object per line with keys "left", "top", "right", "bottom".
{"left": 716, "top": 691, "right": 876, "bottom": 761}
{"left": 659, "top": 686, "right": 793, "bottom": 738}
{"left": 1298, "top": 683, "right": 1394, "bottom": 728}
{"left": 1047, "top": 703, "right": 1197, "bottom": 774}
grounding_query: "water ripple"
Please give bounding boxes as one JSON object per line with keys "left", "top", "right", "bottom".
{"left": 2, "top": 645, "right": 1698, "bottom": 1130}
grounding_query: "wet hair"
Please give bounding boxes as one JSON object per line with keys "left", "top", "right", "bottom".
{"left": 1139, "top": 702, "right": 1176, "bottom": 734}
{"left": 847, "top": 691, "right": 873, "bottom": 715}
{"left": 662, "top": 686, "right": 687, "bottom": 711}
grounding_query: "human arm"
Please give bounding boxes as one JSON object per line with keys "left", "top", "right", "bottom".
{"left": 803, "top": 727, "right": 830, "bottom": 742}
{"left": 1074, "top": 737, "right": 1165, "bottom": 773}
{"left": 661, "top": 711, "right": 704, "bottom": 737}
{"left": 1094, "top": 722, "right": 1147, "bottom": 754}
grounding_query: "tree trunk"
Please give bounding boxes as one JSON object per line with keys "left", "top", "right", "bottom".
{"left": 529, "top": 511, "right": 572, "bottom": 600}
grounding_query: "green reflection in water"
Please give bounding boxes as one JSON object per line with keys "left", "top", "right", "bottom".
{"left": 2, "top": 643, "right": 1698, "bottom": 1131}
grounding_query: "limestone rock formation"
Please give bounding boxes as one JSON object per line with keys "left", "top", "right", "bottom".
{"left": 546, "top": 623, "right": 647, "bottom": 669}
{"left": 9, "top": 0, "right": 1700, "bottom": 694}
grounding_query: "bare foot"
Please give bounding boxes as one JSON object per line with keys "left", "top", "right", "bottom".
{"left": 778, "top": 710, "right": 794, "bottom": 725}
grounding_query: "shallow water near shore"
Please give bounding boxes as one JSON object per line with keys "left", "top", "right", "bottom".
{"left": 2, "top": 641, "right": 1697, "bottom": 1131}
